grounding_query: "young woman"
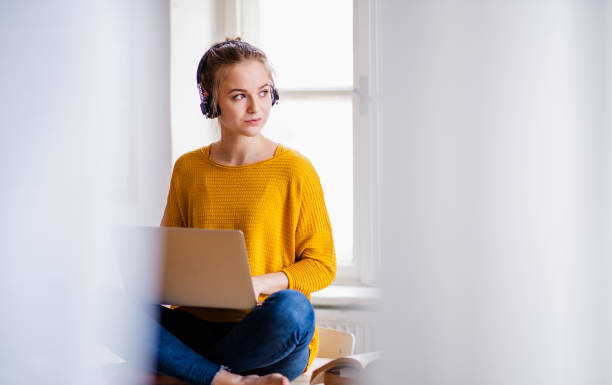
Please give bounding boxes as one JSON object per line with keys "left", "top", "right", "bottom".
{"left": 157, "top": 38, "right": 336, "bottom": 385}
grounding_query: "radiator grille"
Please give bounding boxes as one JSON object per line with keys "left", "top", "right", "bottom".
{"left": 315, "top": 308, "right": 378, "bottom": 354}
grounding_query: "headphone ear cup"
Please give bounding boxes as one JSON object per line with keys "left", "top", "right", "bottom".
{"left": 200, "top": 100, "right": 209, "bottom": 117}
{"left": 202, "top": 93, "right": 220, "bottom": 118}
{"left": 271, "top": 87, "right": 279, "bottom": 106}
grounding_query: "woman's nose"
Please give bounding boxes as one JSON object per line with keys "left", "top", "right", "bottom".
{"left": 247, "top": 95, "right": 260, "bottom": 113}
{"left": 247, "top": 98, "right": 258, "bottom": 113}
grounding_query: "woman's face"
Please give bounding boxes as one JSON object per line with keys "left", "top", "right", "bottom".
{"left": 216, "top": 59, "right": 273, "bottom": 138}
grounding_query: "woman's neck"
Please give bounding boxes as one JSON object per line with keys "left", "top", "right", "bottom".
{"left": 210, "top": 135, "right": 277, "bottom": 166}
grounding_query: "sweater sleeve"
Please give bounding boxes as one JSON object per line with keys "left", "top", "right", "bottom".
{"left": 282, "top": 163, "right": 336, "bottom": 294}
{"left": 160, "top": 160, "right": 186, "bottom": 227}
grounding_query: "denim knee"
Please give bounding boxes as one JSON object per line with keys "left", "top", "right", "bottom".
{"left": 264, "top": 290, "right": 315, "bottom": 340}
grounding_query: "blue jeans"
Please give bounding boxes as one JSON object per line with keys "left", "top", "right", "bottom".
{"left": 154, "top": 289, "right": 315, "bottom": 385}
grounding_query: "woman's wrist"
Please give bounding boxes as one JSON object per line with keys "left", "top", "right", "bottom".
{"left": 253, "top": 272, "right": 289, "bottom": 296}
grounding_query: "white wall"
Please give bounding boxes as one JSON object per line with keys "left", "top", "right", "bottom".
{"left": 0, "top": 1, "right": 170, "bottom": 384}
{"left": 124, "top": 0, "right": 172, "bottom": 226}
{"left": 170, "top": 0, "right": 222, "bottom": 163}
{"left": 378, "top": 1, "right": 611, "bottom": 384}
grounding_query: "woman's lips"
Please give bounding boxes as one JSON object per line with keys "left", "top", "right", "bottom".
{"left": 246, "top": 118, "right": 261, "bottom": 124}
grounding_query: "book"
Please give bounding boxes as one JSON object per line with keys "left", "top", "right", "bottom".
{"left": 310, "top": 352, "right": 381, "bottom": 385}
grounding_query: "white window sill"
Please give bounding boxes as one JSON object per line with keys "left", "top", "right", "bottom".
{"left": 311, "top": 285, "right": 382, "bottom": 308}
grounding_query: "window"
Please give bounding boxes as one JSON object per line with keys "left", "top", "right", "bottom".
{"left": 170, "top": 0, "right": 380, "bottom": 285}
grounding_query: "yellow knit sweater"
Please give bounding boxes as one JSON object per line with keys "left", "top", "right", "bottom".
{"left": 160, "top": 144, "right": 336, "bottom": 371}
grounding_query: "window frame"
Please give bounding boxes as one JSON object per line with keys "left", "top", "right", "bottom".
{"left": 225, "top": 0, "right": 381, "bottom": 286}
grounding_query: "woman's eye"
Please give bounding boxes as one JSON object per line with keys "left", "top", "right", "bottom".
{"left": 259, "top": 89, "right": 269, "bottom": 97}
{"left": 233, "top": 94, "right": 245, "bottom": 101}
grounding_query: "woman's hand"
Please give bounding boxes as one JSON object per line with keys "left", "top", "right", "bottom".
{"left": 251, "top": 272, "right": 289, "bottom": 305}
{"left": 251, "top": 275, "right": 264, "bottom": 305}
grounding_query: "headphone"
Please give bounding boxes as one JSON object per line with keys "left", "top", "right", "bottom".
{"left": 196, "top": 41, "right": 280, "bottom": 119}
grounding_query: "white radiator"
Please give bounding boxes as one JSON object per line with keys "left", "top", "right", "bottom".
{"left": 314, "top": 307, "right": 378, "bottom": 354}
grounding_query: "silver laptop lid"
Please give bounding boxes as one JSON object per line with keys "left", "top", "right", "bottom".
{"left": 117, "top": 226, "right": 256, "bottom": 310}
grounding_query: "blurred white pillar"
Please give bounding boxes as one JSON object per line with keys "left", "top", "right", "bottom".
{"left": 0, "top": 1, "right": 170, "bottom": 384}
{"left": 378, "top": 1, "right": 611, "bottom": 384}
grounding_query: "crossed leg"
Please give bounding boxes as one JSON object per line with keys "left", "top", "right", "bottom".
{"left": 155, "top": 290, "right": 315, "bottom": 385}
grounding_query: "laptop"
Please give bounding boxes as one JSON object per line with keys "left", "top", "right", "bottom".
{"left": 116, "top": 226, "right": 257, "bottom": 310}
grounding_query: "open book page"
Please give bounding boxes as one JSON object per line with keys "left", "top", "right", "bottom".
{"left": 310, "top": 352, "right": 381, "bottom": 384}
